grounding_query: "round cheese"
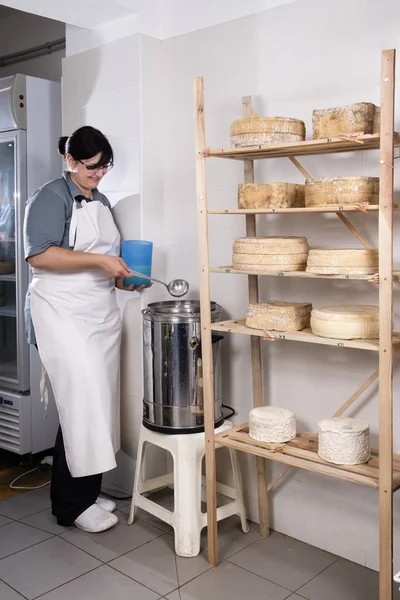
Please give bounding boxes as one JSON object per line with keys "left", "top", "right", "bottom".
{"left": 230, "top": 117, "right": 306, "bottom": 148}
{"left": 238, "top": 183, "right": 305, "bottom": 209}
{"left": 233, "top": 237, "right": 309, "bottom": 255}
{"left": 249, "top": 406, "right": 296, "bottom": 443}
{"left": 312, "top": 102, "right": 378, "bottom": 140}
{"left": 233, "top": 262, "right": 307, "bottom": 272}
{"left": 304, "top": 176, "right": 379, "bottom": 207}
{"left": 246, "top": 301, "right": 312, "bottom": 331}
{"left": 233, "top": 253, "right": 308, "bottom": 266}
{"left": 318, "top": 417, "right": 370, "bottom": 465}
{"left": 311, "top": 305, "right": 379, "bottom": 339}
{"left": 306, "top": 248, "right": 378, "bottom": 275}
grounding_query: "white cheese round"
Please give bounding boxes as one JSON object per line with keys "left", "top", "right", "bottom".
{"left": 318, "top": 417, "right": 370, "bottom": 465}
{"left": 249, "top": 406, "right": 296, "bottom": 443}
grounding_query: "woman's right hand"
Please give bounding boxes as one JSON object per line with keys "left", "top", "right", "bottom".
{"left": 99, "top": 255, "right": 131, "bottom": 278}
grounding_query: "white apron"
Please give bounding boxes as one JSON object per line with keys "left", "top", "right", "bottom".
{"left": 30, "top": 193, "right": 121, "bottom": 478}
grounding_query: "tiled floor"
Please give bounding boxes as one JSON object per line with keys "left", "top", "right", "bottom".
{"left": 0, "top": 487, "right": 389, "bottom": 599}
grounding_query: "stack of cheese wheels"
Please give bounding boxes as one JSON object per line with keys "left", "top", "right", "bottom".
{"left": 306, "top": 248, "right": 379, "bottom": 275}
{"left": 233, "top": 236, "right": 309, "bottom": 272}
{"left": 318, "top": 417, "right": 370, "bottom": 465}
{"left": 246, "top": 301, "right": 312, "bottom": 332}
{"left": 230, "top": 117, "right": 305, "bottom": 147}
{"left": 238, "top": 183, "right": 305, "bottom": 209}
{"left": 310, "top": 305, "right": 379, "bottom": 340}
{"left": 249, "top": 406, "right": 296, "bottom": 443}
{"left": 305, "top": 176, "right": 379, "bottom": 207}
{"left": 312, "top": 102, "right": 380, "bottom": 139}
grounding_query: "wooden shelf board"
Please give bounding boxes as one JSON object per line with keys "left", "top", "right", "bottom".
{"left": 215, "top": 425, "right": 400, "bottom": 490}
{"left": 207, "top": 132, "right": 400, "bottom": 160}
{"left": 208, "top": 205, "right": 383, "bottom": 214}
{"left": 210, "top": 318, "right": 400, "bottom": 351}
{"left": 210, "top": 266, "right": 377, "bottom": 281}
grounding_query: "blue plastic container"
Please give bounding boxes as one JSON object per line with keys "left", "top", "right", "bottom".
{"left": 122, "top": 240, "right": 153, "bottom": 287}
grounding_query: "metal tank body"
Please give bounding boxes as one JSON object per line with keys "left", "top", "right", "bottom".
{"left": 142, "top": 300, "right": 224, "bottom": 433}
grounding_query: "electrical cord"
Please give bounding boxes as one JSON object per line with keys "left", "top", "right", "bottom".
{"left": 222, "top": 404, "right": 236, "bottom": 418}
{"left": 9, "top": 466, "right": 51, "bottom": 490}
{"left": 100, "top": 486, "right": 132, "bottom": 501}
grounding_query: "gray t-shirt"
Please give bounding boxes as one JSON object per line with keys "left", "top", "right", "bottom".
{"left": 24, "top": 172, "right": 113, "bottom": 345}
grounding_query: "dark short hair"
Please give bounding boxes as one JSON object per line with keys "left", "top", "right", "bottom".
{"left": 58, "top": 126, "right": 114, "bottom": 168}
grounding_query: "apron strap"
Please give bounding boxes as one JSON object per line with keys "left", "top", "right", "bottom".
{"left": 39, "top": 363, "right": 49, "bottom": 416}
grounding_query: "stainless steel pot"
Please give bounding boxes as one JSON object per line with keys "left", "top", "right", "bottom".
{"left": 142, "top": 300, "right": 224, "bottom": 433}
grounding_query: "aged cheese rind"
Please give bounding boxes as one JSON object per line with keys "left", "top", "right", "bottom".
{"left": 233, "top": 253, "right": 308, "bottom": 266}
{"left": 312, "top": 102, "right": 379, "bottom": 140}
{"left": 318, "top": 417, "right": 370, "bottom": 465}
{"left": 246, "top": 301, "right": 312, "bottom": 331}
{"left": 238, "top": 183, "right": 305, "bottom": 209}
{"left": 249, "top": 406, "right": 296, "bottom": 443}
{"left": 305, "top": 177, "right": 379, "bottom": 207}
{"left": 311, "top": 305, "right": 379, "bottom": 339}
{"left": 307, "top": 248, "right": 378, "bottom": 267}
{"left": 306, "top": 248, "right": 378, "bottom": 275}
{"left": 233, "top": 263, "right": 307, "bottom": 272}
{"left": 231, "top": 117, "right": 305, "bottom": 147}
{"left": 233, "top": 236, "right": 309, "bottom": 255}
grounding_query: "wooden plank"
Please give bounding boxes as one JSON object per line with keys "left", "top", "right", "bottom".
{"left": 288, "top": 156, "right": 312, "bottom": 179}
{"left": 335, "top": 213, "right": 372, "bottom": 249}
{"left": 208, "top": 205, "right": 383, "bottom": 214}
{"left": 210, "top": 319, "right": 400, "bottom": 352}
{"left": 208, "top": 132, "right": 400, "bottom": 160}
{"left": 242, "top": 95, "right": 269, "bottom": 540}
{"left": 210, "top": 266, "right": 375, "bottom": 281}
{"left": 216, "top": 434, "right": 379, "bottom": 488}
{"left": 378, "top": 48, "right": 395, "bottom": 600}
{"left": 193, "top": 77, "right": 218, "bottom": 567}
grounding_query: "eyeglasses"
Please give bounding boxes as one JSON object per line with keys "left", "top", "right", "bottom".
{"left": 77, "top": 159, "right": 114, "bottom": 173}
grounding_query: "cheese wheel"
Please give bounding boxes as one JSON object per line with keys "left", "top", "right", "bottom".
{"left": 312, "top": 102, "right": 379, "bottom": 140}
{"left": 306, "top": 248, "right": 378, "bottom": 275}
{"left": 305, "top": 176, "right": 379, "bottom": 207}
{"left": 311, "top": 305, "right": 379, "bottom": 339}
{"left": 238, "top": 183, "right": 305, "bottom": 209}
{"left": 246, "top": 301, "right": 312, "bottom": 331}
{"left": 318, "top": 417, "right": 370, "bottom": 465}
{"left": 233, "top": 253, "right": 308, "bottom": 266}
{"left": 230, "top": 117, "right": 305, "bottom": 148}
{"left": 249, "top": 406, "right": 296, "bottom": 443}
{"left": 233, "top": 237, "right": 309, "bottom": 255}
{"left": 233, "top": 263, "right": 307, "bottom": 272}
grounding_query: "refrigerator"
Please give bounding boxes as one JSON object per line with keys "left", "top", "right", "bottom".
{"left": 0, "top": 74, "right": 61, "bottom": 455}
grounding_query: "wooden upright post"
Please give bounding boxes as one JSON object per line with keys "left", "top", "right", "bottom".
{"left": 242, "top": 96, "right": 269, "bottom": 538}
{"left": 194, "top": 77, "right": 218, "bottom": 566}
{"left": 378, "top": 49, "right": 395, "bottom": 600}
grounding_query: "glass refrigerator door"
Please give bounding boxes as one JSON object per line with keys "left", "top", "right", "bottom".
{"left": 0, "top": 131, "right": 29, "bottom": 391}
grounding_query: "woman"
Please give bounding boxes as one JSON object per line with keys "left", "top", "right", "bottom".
{"left": 23, "top": 126, "right": 144, "bottom": 533}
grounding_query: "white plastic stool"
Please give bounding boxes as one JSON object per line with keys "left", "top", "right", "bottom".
{"left": 127, "top": 421, "right": 249, "bottom": 557}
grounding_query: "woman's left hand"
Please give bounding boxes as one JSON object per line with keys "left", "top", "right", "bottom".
{"left": 115, "top": 277, "right": 152, "bottom": 292}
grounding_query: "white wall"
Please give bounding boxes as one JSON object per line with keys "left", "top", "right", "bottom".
{"left": 140, "top": 0, "right": 400, "bottom": 571}
{"left": 0, "top": 10, "right": 65, "bottom": 81}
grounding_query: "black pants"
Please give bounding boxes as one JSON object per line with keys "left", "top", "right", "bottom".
{"left": 50, "top": 426, "right": 102, "bottom": 526}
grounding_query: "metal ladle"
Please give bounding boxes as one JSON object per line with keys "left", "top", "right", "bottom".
{"left": 128, "top": 269, "right": 189, "bottom": 298}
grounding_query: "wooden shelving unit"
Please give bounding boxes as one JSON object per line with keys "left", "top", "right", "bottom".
{"left": 194, "top": 49, "right": 397, "bottom": 599}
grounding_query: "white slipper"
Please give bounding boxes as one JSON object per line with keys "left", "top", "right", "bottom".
{"left": 74, "top": 504, "right": 118, "bottom": 533}
{"left": 96, "top": 497, "right": 117, "bottom": 513}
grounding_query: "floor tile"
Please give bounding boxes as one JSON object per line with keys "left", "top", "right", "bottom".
{"left": 164, "top": 591, "right": 180, "bottom": 600}
{"left": 120, "top": 504, "right": 172, "bottom": 533}
{"left": 60, "top": 510, "right": 164, "bottom": 562}
{"left": 228, "top": 531, "right": 337, "bottom": 591}
{"left": 0, "top": 536, "right": 101, "bottom": 599}
{"left": 0, "top": 514, "right": 11, "bottom": 527}
{"left": 0, "top": 521, "right": 53, "bottom": 559}
{"left": 38, "top": 564, "right": 160, "bottom": 600}
{"left": 297, "top": 558, "right": 379, "bottom": 600}
{"left": 21, "top": 508, "right": 72, "bottom": 535}
{"left": 0, "top": 488, "right": 51, "bottom": 520}
{"left": 0, "top": 580, "right": 25, "bottom": 599}
{"left": 200, "top": 516, "right": 261, "bottom": 559}
{"left": 110, "top": 533, "right": 211, "bottom": 596}
{"left": 175, "top": 561, "right": 289, "bottom": 600}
